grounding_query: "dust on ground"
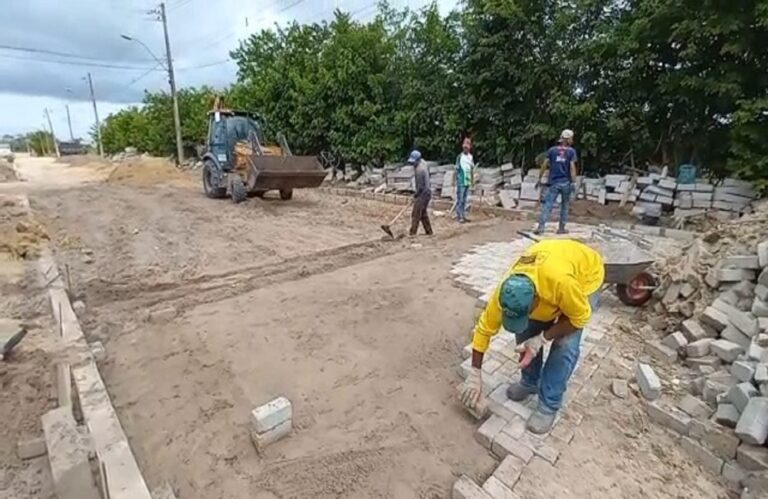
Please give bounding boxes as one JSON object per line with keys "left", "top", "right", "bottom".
{"left": 0, "top": 194, "right": 55, "bottom": 499}
{"left": 0, "top": 196, "right": 49, "bottom": 262}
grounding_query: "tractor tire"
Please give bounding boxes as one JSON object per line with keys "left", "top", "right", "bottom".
{"left": 202, "top": 161, "right": 226, "bottom": 199}
{"left": 279, "top": 189, "right": 293, "bottom": 201}
{"left": 231, "top": 176, "right": 247, "bottom": 203}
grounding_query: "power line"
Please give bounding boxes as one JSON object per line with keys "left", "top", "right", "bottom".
{"left": 0, "top": 43, "right": 155, "bottom": 63}
{"left": 129, "top": 62, "right": 165, "bottom": 85}
{"left": 0, "top": 53, "right": 159, "bottom": 71}
{"left": 176, "top": 58, "right": 232, "bottom": 70}
{"left": 167, "top": 0, "right": 194, "bottom": 11}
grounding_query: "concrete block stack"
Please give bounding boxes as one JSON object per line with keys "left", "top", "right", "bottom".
{"left": 577, "top": 177, "right": 606, "bottom": 203}
{"left": 250, "top": 396, "right": 292, "bottom": 451}
{"left": 644, "top": 235, "right": 768, "bottom": 493}
{"left": 501, "top": 164, "right": 523, "bottom": 190}
{"left": 603, "top": 174, "right": 632, "bottom": 203}
{"left": 473, "top": 167, "right": 504, "bottom": 201}
{"left": 675, "top": 181, "right": 715, "bottom": 217}
{"left": 385, "top": 164, "right": 414, "bottom": 191}
{"left": 441, "top": 169, "right": 455, "bottom": 199}
{"left": 517, "top": 169, "right": 542, "bottom": 209}
{"left": 712, "top": 179, "right": 758, "bottom": 215}
{"left": 428, "top": 164, "right": 451, "bottom": 197}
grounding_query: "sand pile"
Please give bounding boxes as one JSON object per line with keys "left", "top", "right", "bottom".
{"left": 0, "top": 159, "right": 17, "bottom": 182}
{"left": 106, "top": 157, "right": 192, "bottom": 187}
{"left": 0, "top": 200, "right": 49, "bottom": 260}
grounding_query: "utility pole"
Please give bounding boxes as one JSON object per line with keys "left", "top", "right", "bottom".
{"left": 87, "top": 72, "right": 104, "bottom": 156}
{"left": 160, "top": 2, "right": 184, "bottom": 165}
{"left": 65, "top": 104, "right": 75, "bottom": 141}
{"left": 44, "top": 108, "right": 61, "bottom": 158}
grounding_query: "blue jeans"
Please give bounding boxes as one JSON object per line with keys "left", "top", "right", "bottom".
{"left": 515, "top": 293, "right": 601, "bottom": 414}
{"left": 456, "top": 184, "right": 470, "bottom": 221}
{"left": 537, "top": 181, "right": 571, "bottom": 230}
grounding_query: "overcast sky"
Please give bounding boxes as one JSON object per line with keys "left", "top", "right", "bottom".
{"left": 0, "top": 0, "right": 456, "bottom": 141}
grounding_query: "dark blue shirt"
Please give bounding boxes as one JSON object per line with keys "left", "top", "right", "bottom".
{"left": 547, "top": 145, "right": 578, "bottom": 184}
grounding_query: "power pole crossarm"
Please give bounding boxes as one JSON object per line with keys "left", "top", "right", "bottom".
{"left": 161, "top": 2, "right": 184, "bottom": 166}
{"left": 87, "top": 72, "right": 104, "bottom": 156}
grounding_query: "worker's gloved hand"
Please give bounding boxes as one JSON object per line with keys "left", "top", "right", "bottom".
{"left": 515, "top": 335, "right": 546, "bottom": 369}
{"left": 460, "top": 367, "right": 483, "bottom": 409}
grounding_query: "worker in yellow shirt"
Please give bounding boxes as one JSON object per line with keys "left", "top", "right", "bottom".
{"left": 460, "top": 239, "right": 605, "bottom": 434}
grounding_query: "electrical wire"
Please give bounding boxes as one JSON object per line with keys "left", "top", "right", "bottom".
{"left": 128, "top": 61, "right": 165, "bottom": 85}
{"left": 0, "top": 53, "right": 159, "bottom": 71}
{"left": 0, "top": 43, "right": 155, "bottom": 63}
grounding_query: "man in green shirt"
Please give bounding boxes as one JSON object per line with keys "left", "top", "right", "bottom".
{"left": 455, "top": 137, "right": 474, "bottom": 223}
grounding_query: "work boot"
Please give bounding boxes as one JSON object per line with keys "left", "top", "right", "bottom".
{"left": 532, "top": 227, "right": 544, "bottom": 235}
{"left": 557, "top": 225, "right": 568, "bottom": 235}
{"left": 506, "top": 382, "right": 536, "bottom": 402}
{"left": 527, "top": 409, "right": 557, "bottom": 434}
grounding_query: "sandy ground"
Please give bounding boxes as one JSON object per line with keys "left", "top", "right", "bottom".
{"left": 0, "top": 193, "right": 56, "bottom": 499}
{"left": 15, "top": 154, "right": 723, "bottom": 498}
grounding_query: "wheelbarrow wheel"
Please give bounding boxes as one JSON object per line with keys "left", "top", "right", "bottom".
{"left": 616, "top": 272, "right": 656, "bottom": 307}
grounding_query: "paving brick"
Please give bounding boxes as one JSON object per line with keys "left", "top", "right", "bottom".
{"left": 453, "top": 475, "right": 493, "bottom": 499}
{"left": 758, "top": 241, "right": 768, "bottom": 268}
{"left": 753, "top": 298, "right": 768, "bottom": 318}
{"left": 661, "top": 331, "right": 688, "bottom": 352}
{"left": 251, "top": 419, "right": 291, "bottom": 451}
{"left": 760, "top": 268, "right": 768, "bottom": 287}
{"left": 731, "top": 361, "right": 757, "bottom": 383}
{"left": 700, "top": 307, "right": 729, "bottom": 333}
{"left": 499, "top": 416, "right": 528, "bottom": 439}
{"left": 42, "top": 407, "right": 100, "bottom": 499}
{"left": 719, "top": 289, "right": 741, "bottom": 306}
{"left": 712, "top": 299, "right": 761, "bottom": 337}
{"left": 688, "top": 419, "right": 740, "bottom": 460}
{"left": 722, "top": 255, "right": 760, "bottom": 270}
{"left": 681, "top": 320, "right": 714, "bottom": 343}
{"left": 737, "top": 444, "right": 768, "bottom": 471}
{"left": 678, "top": 394, "right": 714, "bottom": 419}
{"left": 645, "top": 401, "right": 691, "bottom": 435}
{"left": 491, "top": 429, "right": 534, "bottom": 463}
{"left": 611, "top": 379, "right": 628, "bottom": 398}
{"left": 482, "top": 476, "right": 518, "bottom": 499}
{"left": 517, "top": 432, "right": 561, "bottom": 465}
{"left": 704, "top": 379, "right": 734, "bottom": 407}
{"left": 755, "top": 363, "right": 768, "bottom": 383}
{"left": 735, "top": 397, "right": 768, "bottom": 445}
{"left": 733, "top": 280, "right": 757, "bottom": 299}
{"left": 756, "top": 285, "right": 768, "bottom": 303}
{"left": 687, "top": 356, "right": 722, "bottom": 371}
{"left": 714, "top": 404, "right": 741, "bottom": 429}
{"left": 719, "top": 268, "right": 757, "bottom": 283}
{"left": 636, "top": 363, "right": 661, "bottom": 400}
{"left": 686, "top": 338, "right": 714, "bottom": 358}
{"left": 680, "top": 282, "right": 698, "bottom": 299}
{"left": 721, "top": 461, "right": 747, "bottom": 492}
{"left": 721, "top": 325, "right": 752, "bottom": 350}
{"left": 681, "top": 436, "right": 725, "bottom": 474}
{"left": 728, "top": 382, "right": 759, "bottom": 412}
{"left": 711, "top": 339, "right": 744, "bottom": 363}
{"left": 16, "top": 437, "right": 46, "bottom": 460}
{"left": 644, "top": 340, "right": 678, "bottom": 363}
{"left": 475, "top": 415, "right": 507, "bottom": 449}
{"left": 251, "top": 396, "right": 292, "bottom": 433}
{"left": 491, "top": 454, "right": 526, "bottom": 490}
{"left": 748, "top": 342, "right": 765, "bottom": 362}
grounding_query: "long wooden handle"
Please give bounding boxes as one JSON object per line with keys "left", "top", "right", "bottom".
{"left": 389, "top": 201, "right": 411, "bottom": 225}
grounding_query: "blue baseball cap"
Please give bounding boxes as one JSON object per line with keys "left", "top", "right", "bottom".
{"left": 499, "top": 275, "right": 535, "bottom": 333}
{"left": 406, "top": 150, "right": 422, "bottom": 165}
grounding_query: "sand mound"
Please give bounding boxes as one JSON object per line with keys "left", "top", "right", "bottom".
{"left": 106, "top": 157, "right": 192, "bottom": 187}
{"left": 0, "top": 201, "right": 49, "bottom": 260}
{"left": 57, "top": 154, "right": 110, "bottom": 169}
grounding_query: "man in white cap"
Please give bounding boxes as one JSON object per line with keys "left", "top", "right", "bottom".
{"left": 459, "top": 238, "right": 604, "bottom": 433}
{"left": 535, "top": 129, "right": 578, "bottom": 234}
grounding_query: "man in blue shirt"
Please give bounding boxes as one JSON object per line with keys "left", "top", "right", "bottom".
{"left": 535, "top": 129, "right": 578, "bottom": 235}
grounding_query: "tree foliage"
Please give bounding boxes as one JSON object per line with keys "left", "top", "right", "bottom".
{"left": 97, "top": 0, "right": 767, "bottom": 185}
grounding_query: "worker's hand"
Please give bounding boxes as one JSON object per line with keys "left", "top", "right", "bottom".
{"left": 460, "top": 367, "right": 483, "bottom": 409}
{"left": 515, "top": 335, "right": 546, "bottom": 369}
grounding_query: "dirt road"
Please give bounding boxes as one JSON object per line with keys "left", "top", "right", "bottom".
{"left": 11, "top": 154, "right": 722, "bottom": 498}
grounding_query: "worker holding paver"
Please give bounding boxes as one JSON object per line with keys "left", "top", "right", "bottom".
{"left": 408, "top": 150, "right": 433, "bottom": 236}
{"left": 535, "top": 129, "right": 578, "bottom": 235}
{"left": 460, "top": 238, "right": 604, "bottom": 433}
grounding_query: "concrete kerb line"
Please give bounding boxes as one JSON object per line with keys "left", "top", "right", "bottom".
{"left": 23, "top": 193, "right": 153, "bottom": 499}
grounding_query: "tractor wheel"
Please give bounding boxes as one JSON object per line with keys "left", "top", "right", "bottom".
{"left": 231, "top": 176, "right": 247, "bottom": 204}
{"left": 279, "top": 189, "right": 293, "bottom": 201}
{"left": 202, "top": 161, "right": 226, "bottom": 199}
{"left": 616, "top": 272, "right": 656, "bottom": 307}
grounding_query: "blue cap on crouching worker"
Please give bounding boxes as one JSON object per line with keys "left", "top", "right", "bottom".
{"left": 406, "top": 150, "right": 422, "bottom": 165}
{"left": 499, "top": 275, "right": 535, "bottom": 333}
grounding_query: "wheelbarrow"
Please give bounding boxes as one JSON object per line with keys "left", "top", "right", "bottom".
{"left": 517, "top": 231, "right": 658, "bottom": 306}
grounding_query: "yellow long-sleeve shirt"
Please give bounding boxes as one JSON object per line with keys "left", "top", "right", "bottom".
{"left": 472, "top": 239, "right": 605, "bottom": 353}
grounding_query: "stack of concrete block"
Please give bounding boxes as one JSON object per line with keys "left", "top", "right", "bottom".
{"left": 712, "top": 179, "right": 757, "bottom": 214}
{"left": 250, "top": 396, "right": 292, "bottom": 451}
{"left": 645, "top": 239, "right": 768, "bottom": 493}
{"left": 675, "top": 180, "right": 715, "bottom": 217}
{"left": 441, "top": 169, "right": 455, "bottom": 199}
{"left": 473, "top": 167, "right": 504, "bottom": 200}
{"left": 501, "top": 164, "right": 522, "bottom": 189}
{"left": 428, "top": 164, "right": 451, "bottom": 197}
{"left": 385, "top": 164, "right": 414, "bottom": 191}
{"left": 603, "top": 174, "right": 631, "bottom": 203}
{"left": 578, "top": 177, "right": 606, "bottom": 204}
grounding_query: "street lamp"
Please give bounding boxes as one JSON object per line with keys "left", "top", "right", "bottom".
{"left": 120, "top": 26, "right": 183, "bottom": 165}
